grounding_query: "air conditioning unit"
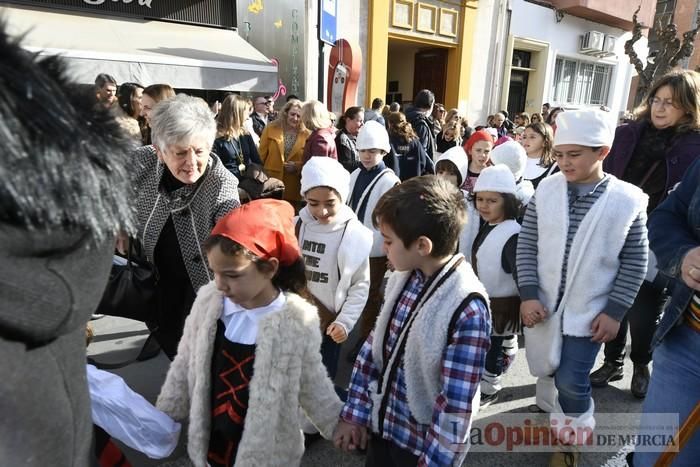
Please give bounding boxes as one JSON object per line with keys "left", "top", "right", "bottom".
{"left": 580, "top": 31, "right": 605, "bottom": 54}
{"left": 601, "top": 34, "right": 617, "bottom": 56}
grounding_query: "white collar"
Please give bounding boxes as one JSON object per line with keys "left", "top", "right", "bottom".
{"left": 221, "top": 292, "right": 286, "bottom": 344}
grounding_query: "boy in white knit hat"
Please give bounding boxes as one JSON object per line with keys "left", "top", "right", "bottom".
{"left": 347, "top": 120, "right": 401, "bottom": 342}
{"left": 516, "top": 109, "right": 649, "bottom": 466}
{"left": 298, "top": 157, "right": 373, "bottom": 393}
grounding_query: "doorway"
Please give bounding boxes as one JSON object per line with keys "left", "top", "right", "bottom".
{"left": 507, "top": 70, "right": 529, "bottom": 117}
{"left": 413, "top": 48, "right": 447, "bottom": 105}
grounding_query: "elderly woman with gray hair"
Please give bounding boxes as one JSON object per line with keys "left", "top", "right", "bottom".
{"left": 133, "top": 94, "right": 240, "bottom": 358}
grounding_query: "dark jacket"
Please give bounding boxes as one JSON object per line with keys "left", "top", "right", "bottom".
{"left": 335, "top": 128, "right": 360, "bottom": 173}
{"left": 406, "top": 107, "right": 436, "bottom": 160}
{"left": 251, "top": 112, "right": 267, "bottom": 137}
{"left": 302, "top": 127, "right": 338, "bottom": 164}
{"left": 212, "top": 133, "right": 262, "bottom": 179}
{"left": 604, "top": 120, "right": 700, "bottom": 202}
{"left": 648, "top": 159, "right": 700, "bottom": 348}
{"left": 390, "top": 134, "right": 435, "bottom": 181}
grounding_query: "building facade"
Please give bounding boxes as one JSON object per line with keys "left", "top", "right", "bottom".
{"left": 467, "top": 0, "right": 657, "bottom": 125}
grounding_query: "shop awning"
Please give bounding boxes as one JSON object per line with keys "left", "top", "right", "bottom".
{"left": 2, "top": 6, "right": 278, "bottom": 92}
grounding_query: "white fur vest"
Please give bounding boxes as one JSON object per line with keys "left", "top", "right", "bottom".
{"left": 156, "top": 282, "right": 343, "bottom": 467}
{"left": 348, "top": 168, "right": 401, "bottom": 257}
{"left": 536, "top": 173, "right": 647, "bottom": 336}
{"left": 369, "top": 254, "right": 489, "bottom": 426}
{"left": 474, "top": 220, "right": 520, "bottom": 298}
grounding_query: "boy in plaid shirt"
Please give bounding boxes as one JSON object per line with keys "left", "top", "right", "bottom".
{"left": 333, "top": 176, "right": 491, "bottom": 466}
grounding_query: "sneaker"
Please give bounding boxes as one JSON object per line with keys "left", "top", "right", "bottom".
{"left": 590, "top": 362, "right": 623, "bottom": 387}
{"left": 480, "top": 391, "right": 500, "bottom": 408}
{"left": 549, "top": 448, "right": 580, "bottom": 467}
{"left": 630, "top": 364, "right": 650, "bottom": 399}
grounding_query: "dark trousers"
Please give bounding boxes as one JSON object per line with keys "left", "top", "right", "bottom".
{"left": 604, "top": 281, "right": 668, "bottom": 367}
{"left": 484, "top": 335, "right": 513, "bottom": 375}
{"left": 365, "top": 434, "right": 419, "bottom": 467}
{"left": 359, "top": 257, "right": 388, "bottom": 339}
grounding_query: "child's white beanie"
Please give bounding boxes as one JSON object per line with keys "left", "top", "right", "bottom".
{"left": 490, "top": 140, "right": 527, "bottom": 180}
{"left": 436, "top": 146, "right": 469, "bottom": 185}
{"left": 356, "top": 120, "right": 391, "bottom": 153}
{"left": 473, "top": 164, "right": 517, "bottom": 195}
{"left": 553, "top": 109, "right": 615, "bottom": 148}
{"left": 300, "top": 156, "right": 350, "bottom": 202}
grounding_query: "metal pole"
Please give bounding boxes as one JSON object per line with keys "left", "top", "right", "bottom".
{"left": 318, "top": 40, "right": 325, "bottom": 102}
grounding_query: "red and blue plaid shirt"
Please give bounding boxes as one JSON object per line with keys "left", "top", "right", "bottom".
{"left": 340, "top": 270, "right": 491, "bottom": 466}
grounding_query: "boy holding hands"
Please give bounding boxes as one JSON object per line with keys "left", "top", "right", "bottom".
{"left": 517, "top": 110, "right": 648, "bottom": 466}
{"left": 335, "top": 176, "right": 492, "bottom": 466}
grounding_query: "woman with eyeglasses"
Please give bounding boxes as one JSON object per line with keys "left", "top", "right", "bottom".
{"left": 590, "top": 69, "right": 700, "bottom": 400}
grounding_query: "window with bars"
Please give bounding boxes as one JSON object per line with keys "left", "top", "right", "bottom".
{"left": 552, "top": 57, "right": 613, "bottom": 106}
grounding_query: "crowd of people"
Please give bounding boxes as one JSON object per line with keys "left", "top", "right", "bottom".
{"left": 3, "top": 21, "right": 699, "bottom": 467}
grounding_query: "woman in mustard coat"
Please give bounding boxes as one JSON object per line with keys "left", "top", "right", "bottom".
{"left": 259, "top": 99, "right": 310, "bottom": 208}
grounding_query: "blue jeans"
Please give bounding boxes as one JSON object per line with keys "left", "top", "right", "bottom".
{"left": 633, "top": 322, "right": 700, "bottom": 467}
{"left": 555, "top": 336, "right": 601, "bottom": 415}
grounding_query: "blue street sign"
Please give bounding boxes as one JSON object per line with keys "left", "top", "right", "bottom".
{"left": 319, "top": 0, "right": 337, "bottom": 45}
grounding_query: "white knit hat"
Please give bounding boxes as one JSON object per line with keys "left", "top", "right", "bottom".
{"left": 436, "top": 146, "right": 469, "bottom": 186}
{"left": 300, "top": 156, "right": 350, "bottom": 202}
{"left": 490, "top": 140, "right": 527, "bottom": 180}
{"left": 473, "top": 165, "right": 517, "bottom": 195}
{"left": 553, "top": 109, "right": 615, "bottom": 148}
{"left": 356, "top": 120, "right": 391, "bottom": 153}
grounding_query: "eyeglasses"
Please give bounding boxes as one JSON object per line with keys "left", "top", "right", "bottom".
{"left": 649, "top": 97, "right": 678, "bottom": 109}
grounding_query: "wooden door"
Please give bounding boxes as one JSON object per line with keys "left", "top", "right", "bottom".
{"left": 413, "top": 48, "right": 447, "bottom": 104}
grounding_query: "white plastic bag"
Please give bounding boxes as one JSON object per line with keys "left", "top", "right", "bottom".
{"left": 87, "top": 364, "right": 181, "bottom": 459}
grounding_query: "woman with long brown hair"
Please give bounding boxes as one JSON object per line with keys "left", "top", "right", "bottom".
{"left": 212, "top": 94, "right": 261, "bottom": 179}
{"left": 387, "top": 112, "right": 433, "bottom": 181}
{"left": 140, "top": 84, "right": 175, "bottom": 145}
{"left": 335, "top": 106, "right": 364, "bottom": 172}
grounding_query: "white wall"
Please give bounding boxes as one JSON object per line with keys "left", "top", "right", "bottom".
{"left": 303, "top": 0, "right": 366, "bottom": 106}
{"left": 509, "top": 0, "right": 635, "bottom": 117}
{"left": 467, "top": 0, "right": 508, "bottom": 126}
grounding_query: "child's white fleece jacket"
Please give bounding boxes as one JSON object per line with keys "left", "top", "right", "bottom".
{"left": 297, "top": 204, "right": 373, "bottom": 334}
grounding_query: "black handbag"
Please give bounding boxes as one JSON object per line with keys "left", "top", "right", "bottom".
{"left": 96, "top": 239, "right": 159, "bottom": 323}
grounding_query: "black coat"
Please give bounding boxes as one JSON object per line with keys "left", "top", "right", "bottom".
{"left": 390, "top": 135, "right": 435, "bottom": 181}
{"left": 213, "top": 134, "right": 262, "bottom": 179}
{"left": 406, "top": 107, "right": 436, "bottom": 160}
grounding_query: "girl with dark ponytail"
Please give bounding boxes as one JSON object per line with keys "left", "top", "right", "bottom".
{"left": 157, "top": 199, "right": 342, "bottom": 466}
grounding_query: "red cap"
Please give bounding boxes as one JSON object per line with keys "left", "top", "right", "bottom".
{"left": 210, "top": 199, "right": 301, "bottom": 266}
{"left": 464, "top": 129, "right": 495, "bottom": 153}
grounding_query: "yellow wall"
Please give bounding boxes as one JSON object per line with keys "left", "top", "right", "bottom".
{"left": 367, "top": 0, "right": 479, "bottom": 109}
{"left": 366, "top": 0, "right": 390, "bottom": 107}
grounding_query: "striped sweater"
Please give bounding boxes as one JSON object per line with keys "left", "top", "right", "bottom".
{"left": 516, "top": 175, "right": 648, "bottom": 321}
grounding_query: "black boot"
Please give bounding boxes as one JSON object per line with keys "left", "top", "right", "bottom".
{"left": 630, "top": 364, "right": 650, "bottom": 399}
{"left": 590, "top": 362, "right": 623, "bottom": 387}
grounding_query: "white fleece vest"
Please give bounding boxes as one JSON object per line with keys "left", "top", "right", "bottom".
{"left": 348, "top": 168, "right": 401, "bottom": 257}
{"left": 369, "top": 254, "right": 489, "bottom": 426}
{"left": 474, "top": 220, "right": 520, "bottom": 298}
{"left": 536, "top": 173, "right": 648, "bottom": 336}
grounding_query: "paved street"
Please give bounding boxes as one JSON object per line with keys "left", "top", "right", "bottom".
{"left": 88, "top": 316, "right": 644, "bottom": 467}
